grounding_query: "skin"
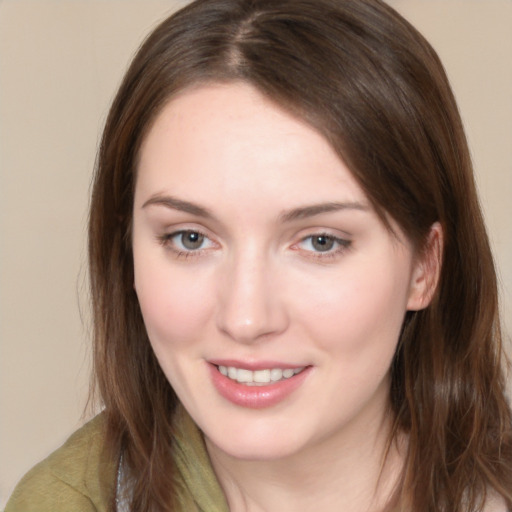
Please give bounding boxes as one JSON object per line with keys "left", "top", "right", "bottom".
{"left": 132, "top": 82, "right": 439, "bottom": 511}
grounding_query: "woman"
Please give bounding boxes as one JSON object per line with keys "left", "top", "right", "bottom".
{"left": 6, "top": 0, "right": 512, "bottom": 510}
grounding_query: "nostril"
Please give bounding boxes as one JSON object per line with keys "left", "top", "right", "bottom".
{"left": 215, "top": 259, "right": 289, "bottom": 343}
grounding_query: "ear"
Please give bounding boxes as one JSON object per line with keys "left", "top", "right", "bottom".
{"left": 407, "top": 222, "right": 443, "bottom": 311}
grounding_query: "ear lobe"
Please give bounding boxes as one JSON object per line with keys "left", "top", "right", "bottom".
{"left": 407, "top": 222, "right": 443, "bottom": 311}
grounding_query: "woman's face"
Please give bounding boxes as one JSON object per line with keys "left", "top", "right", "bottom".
{"left": 132, "top": 82, "right": 428, "bottom": 461}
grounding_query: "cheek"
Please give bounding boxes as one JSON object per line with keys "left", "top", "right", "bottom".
{"left": 293, "top": 257, "right": 411, "bottom": 363}
{"left": 133, "top": 255, "right": 215, "bottom": 350}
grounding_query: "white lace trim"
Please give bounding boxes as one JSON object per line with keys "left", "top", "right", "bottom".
{"left": 115, "top": 453, "right": 131, "bottom": 512}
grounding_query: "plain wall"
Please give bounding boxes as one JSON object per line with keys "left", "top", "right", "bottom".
{"left": 1, "top": 0, "right": 511, "bottom": 507}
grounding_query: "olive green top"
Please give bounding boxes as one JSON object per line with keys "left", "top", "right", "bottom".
{"left": 5, "top": 407, "right": 229, "bottom": 512}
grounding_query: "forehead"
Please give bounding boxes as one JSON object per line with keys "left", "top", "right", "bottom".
{"left": 136, "top": 82, "right": 368, "bottom": 209}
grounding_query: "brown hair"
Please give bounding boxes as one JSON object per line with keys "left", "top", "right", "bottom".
{"left": 88, "top": 0, "right": 512, "bottom": 510}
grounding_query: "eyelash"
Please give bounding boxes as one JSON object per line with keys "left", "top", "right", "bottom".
{"left": 294, "top": 233, "right": 352, "bottom": 260}
{"left": 157, "top": 230, "right": 352, "bottom": 261}
{"left": 157, "top": 229, "right": 214, "bottom": 259}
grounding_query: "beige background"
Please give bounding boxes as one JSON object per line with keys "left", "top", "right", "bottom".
{"left": 0, "top": 0, "right": 511, "bottom": 507}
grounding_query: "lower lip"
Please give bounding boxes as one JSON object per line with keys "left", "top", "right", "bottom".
{"left": 208, "top": 364, "right": 312, "bottom": 409}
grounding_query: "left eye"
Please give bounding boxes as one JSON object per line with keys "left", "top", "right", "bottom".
{"left": 169, "top": 230, "right": 214, "bottom": 251}
{"left": 298, "top": 234, "right": 349, "bottom": 253}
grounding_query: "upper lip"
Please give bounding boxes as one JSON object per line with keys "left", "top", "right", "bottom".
{"left": 208, "top": 359, "right": 308, "bottom": 371}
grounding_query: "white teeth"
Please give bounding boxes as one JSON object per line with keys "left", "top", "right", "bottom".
{"left": 270, "top": 368, "right": 283, "bottom": 381}
{"left": 217, "top": 365, "right": 305, "bottom": 385}
{"left": 253, "top": 369, "right": 270, "bottom": 383}
{"left": 237, "top": 369, "right": 252, "bottom": 383}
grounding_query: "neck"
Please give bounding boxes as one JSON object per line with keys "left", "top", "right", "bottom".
{"left": 206, "top": 406, "right": 404, "bottom": 512}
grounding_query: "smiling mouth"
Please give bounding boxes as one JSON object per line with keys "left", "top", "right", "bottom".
{"left": 215, "top": 365, "right": 306, "bottom": 386}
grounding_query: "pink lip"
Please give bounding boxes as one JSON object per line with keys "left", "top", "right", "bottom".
{"left": 208, "top": 362, "right": 312, "bottom": 409}
{"left": 208, "top": 358, "right": 305, "bottom": 371}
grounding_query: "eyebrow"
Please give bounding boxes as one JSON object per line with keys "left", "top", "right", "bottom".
{"left": 279, "top": 201, "right": 369, "bottom": 222}
{"left": 142, "top": 195, "right": 214, "bottom": 218}
{"left": 142, "top": 194, "right": 369, "bottom": 222}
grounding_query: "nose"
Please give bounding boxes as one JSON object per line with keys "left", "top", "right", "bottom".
{"left": 216, "top": 250, "right": 288, "bottom": 344}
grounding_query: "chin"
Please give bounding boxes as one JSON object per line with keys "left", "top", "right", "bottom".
{"left": 199, "top": 409, "right": 318, "bottom": 462}
{"left": 206, "top": 431, "right": 306, "bottom": 461}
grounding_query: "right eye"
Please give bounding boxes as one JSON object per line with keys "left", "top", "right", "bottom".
{"left": 160, "top": 229, "right": 215, "bottom": 255}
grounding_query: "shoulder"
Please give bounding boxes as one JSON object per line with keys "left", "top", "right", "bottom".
{"left": 5, "top": 413, "right": 118, "bottom": 512}
{"left": 483, "top": 492, "right": 510, "bottom": 512}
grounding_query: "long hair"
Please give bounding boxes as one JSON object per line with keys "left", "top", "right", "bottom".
{"left": 88, "top": 0, "right": 512, "bottom": 510}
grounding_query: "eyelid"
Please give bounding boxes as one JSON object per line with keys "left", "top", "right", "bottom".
{"left": 291, "top": 231, "right": 352, "bottom": 259}
{"left": 157, "top": 227, "right": 219, "bottom": 258}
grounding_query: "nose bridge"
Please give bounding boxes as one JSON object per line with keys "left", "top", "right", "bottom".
{"left": 216, "top": 243, "right": 287, "bottom": 343}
